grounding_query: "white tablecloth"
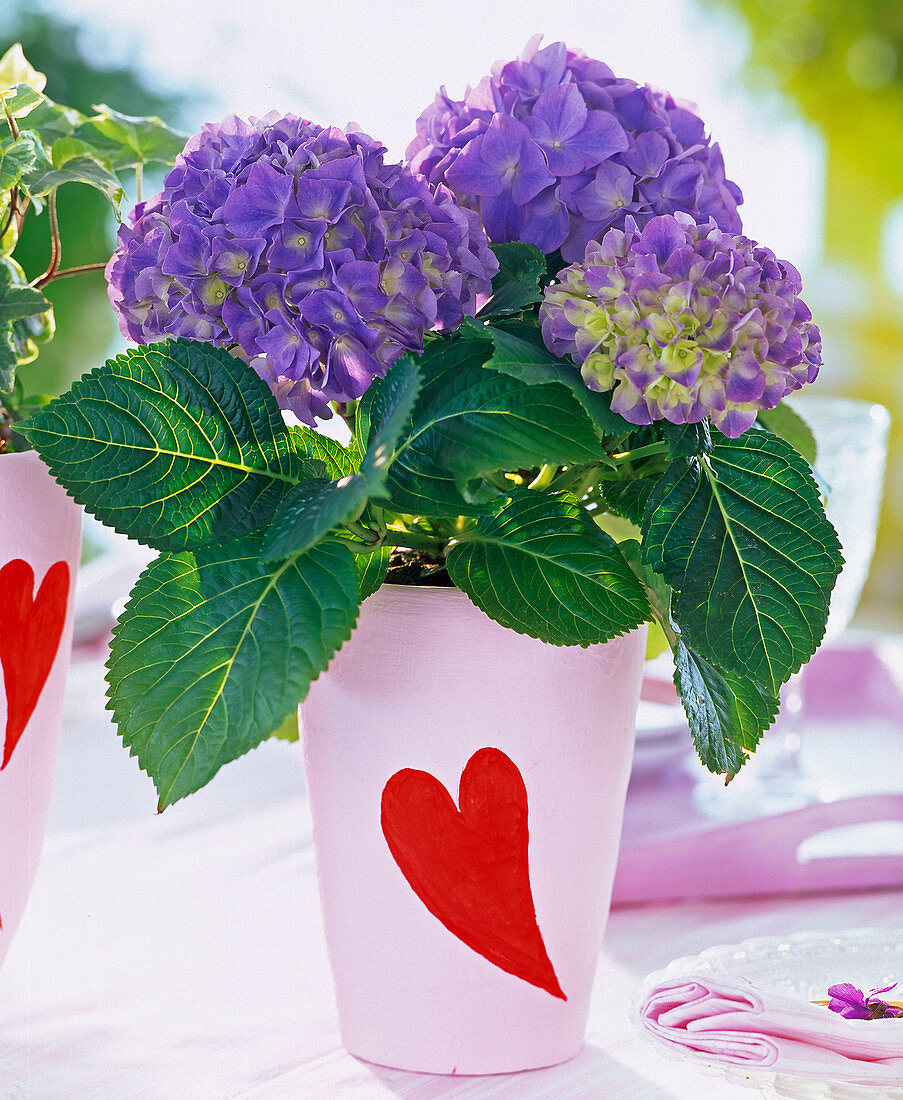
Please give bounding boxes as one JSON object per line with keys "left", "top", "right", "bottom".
{"left": 2, "top": 657, "right": 901, "bottom": 1099}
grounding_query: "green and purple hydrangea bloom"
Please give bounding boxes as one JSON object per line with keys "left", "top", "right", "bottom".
{"left": 407, "top": 35, "right": 743, "bottom": 261}
{"left": 106, "top": 113, "right": 497, "bottom": 424}
{"left": 540, "top": 212, "right": 821, "bottom": 438}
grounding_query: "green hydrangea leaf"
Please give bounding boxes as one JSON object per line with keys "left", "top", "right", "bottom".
{"left": 447, "top": 489, "right": 649, "bottom": 646}
{"left": 673, "top": 638, "right": 780, "bottom": 779}
{"left": 600, "top": 478, "right": 657, "bottom": 527}
{"left": 388, "top": 334, "right": 605, "bottom": 511}
{"left": 483, "top": 324, "right": 627, "bottom": 437}
{"left": 354, "top": 544, "right": 390, "bottom": 600}
{"left": 661, "top": 420, "right": 713, "bottom": 459}
{"left": 21, "top": 338, "right": 308, "bottom": 550}
{"left": 375, "top": 339, "right": 499, "bottom": 517}
{"left": 289, "top": 427, "right": 353, "bottom": 480}
{"left": 269, "top": 712, "right": 300, "bottom": 743}
{"left": 261, "top": 475, "right": 369, "bottom": 563}
{"left": 477, "top": 241, "right": 546, "bottom": 317}
{"left": 757, "top": 403, "right": 817, "bottom": 465}
{"left": 643, "top": 430, "right": 843, "bottom": 693}
{"left": 358, "top": 354, "right": 420, "bottom": 493}
{"left": 262, "top": 358, "right": 420, "bottom": 562}
{"left": 107, "top": 538, "right": 359, "bottom": 809}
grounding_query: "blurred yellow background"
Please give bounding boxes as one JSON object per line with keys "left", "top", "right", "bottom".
{"left": 703, "top": 0, "right": 903, "bottom": 626}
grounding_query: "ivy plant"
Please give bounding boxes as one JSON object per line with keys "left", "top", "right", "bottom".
{"left": 0, "top": 43, "right": 184, "bottom": 449}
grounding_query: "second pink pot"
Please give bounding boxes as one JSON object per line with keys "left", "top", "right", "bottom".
{"left": 0, "top": 451, "right": 81, "bottom": 973}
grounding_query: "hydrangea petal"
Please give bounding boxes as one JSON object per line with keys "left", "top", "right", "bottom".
{"left": 540, "top": 214, "right": 821, "bottom": 438}
{"left": 106, "top": 113, "right": 497, "bottom": 419}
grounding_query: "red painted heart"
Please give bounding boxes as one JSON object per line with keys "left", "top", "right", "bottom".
{"left": 0, "top": 559, "right": 70, "bottom": 771}
{"left": 381, "top": 746, "right": 565, "bottom": 999}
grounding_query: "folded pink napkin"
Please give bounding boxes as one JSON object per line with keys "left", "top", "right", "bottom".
{"left": 640, "top": 976, "right": 903, "bottom": 1086}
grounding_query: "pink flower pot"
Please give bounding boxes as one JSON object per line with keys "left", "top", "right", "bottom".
{"left": 0, "top": 451, "right": 81, "bottom": 972}
{"left": 301, "top": 583, "right": 646, "bottom": 1075}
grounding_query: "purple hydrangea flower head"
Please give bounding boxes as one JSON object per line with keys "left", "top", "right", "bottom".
{"left": 827, "top": 983, "right": 903, "bottom": 1020}
{"left": 407, "top": 35, "right": 743, "bottom": 262}
{"left": 106, "top": 113, "right": 497, "bottom": 424}
{"left": 539, "top": 212, "right": 821, "bottom": 438}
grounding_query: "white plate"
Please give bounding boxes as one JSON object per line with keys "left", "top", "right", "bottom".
{"left": 632, "top": 929, "right": 903, "bottom": 1099}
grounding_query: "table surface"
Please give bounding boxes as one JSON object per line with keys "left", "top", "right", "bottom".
{"left": 2, "top": 653, "right": 902, "bottom": 1100}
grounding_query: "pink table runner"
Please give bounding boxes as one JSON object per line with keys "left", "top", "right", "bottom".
{"left": 615, "top": 636, "right": 903, "bottom": 903}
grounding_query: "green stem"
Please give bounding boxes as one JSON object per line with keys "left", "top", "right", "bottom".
{"left": 648, "top": 596, "right": 678, "bottom": 649}
{"left": 135, "top": 163, "right": 143, "bottom": 205}
{"left": 547, "top": 464, "right": 597, "bottom": 493}
{"left": 334, "top": 525, "right": 449, "bottom": 558}
{"left": 384, "top": 526, "right": 447, "bottom": 554}
{"left": 528, "top": 463, "right": 559, "bottom": 490}
{"left": 343, "top": 520, "right": 379, "bottom": 542}
{"left": 572, "top": 468, "right": 603, "bottom": 500}
{"left": 334, "top": 537, "right": 387, "bottom": 556}
{"left": 333, "top": 400, "right": 357, "bottom": 434}
{"left": 610, "top": 441, "right": 670, "bottom": 464}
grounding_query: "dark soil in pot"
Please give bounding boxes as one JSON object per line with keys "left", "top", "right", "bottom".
{"left": 385, "top": 548, "right": 453, "bottom": 587}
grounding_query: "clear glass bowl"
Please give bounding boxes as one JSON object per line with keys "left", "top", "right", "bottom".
{"left": 631, "top": 929, "right": 903, "bottom": 1099}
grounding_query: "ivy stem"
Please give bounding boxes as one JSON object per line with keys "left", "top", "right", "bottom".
{"left": 610, "top": 441, "right": 670, "bottom": 464}
{"left": 4, "top": 103, "right": 19, "bottom": 139}
{"left": 0, "top": 192, "right": 16, "bottom": 242}
{"left": 2, "top": 106, "right": 21, "bottom": 243}
{"left": 33, "top": 192, "right": 61, "bottom": 289}
{"left": 39, "top": 260, "right": 108, "bottom": 283}
{"left": 14, "top": 193, "right": 29, "bottom": 234}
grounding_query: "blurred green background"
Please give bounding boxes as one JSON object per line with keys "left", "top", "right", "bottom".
{"left": 4, "top": 0, "right": 902, "bottom": 626}
{"left": 1, "top": 4, "right": 181, "bottom": 396}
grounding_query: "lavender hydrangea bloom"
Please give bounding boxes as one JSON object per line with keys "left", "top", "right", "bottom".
{"left": 539, "top": 212, "right": 821, "bottom": 438}
{"left": 106, "top": 113, "right": 497, "bottom": 424}
{"left": 407, "top": 36, "right": 743, "bottom": 261}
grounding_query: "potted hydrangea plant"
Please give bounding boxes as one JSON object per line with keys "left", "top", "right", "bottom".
{"left": 0, "top": 44, "right": 183, "bottom": 971}
{"left": 22, "top": 38, "right": 841, "bottom": 1075}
